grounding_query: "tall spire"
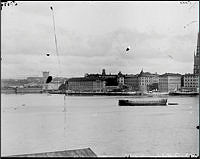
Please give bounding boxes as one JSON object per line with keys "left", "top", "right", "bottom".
{"left": 194, "top": 32, "right": 200, "bottom": 75}
{"left": 140, "top": 68, "right": 143, "bottom": 75}
{"left": 197, "top": 32, "right": 200, "bottom": 56}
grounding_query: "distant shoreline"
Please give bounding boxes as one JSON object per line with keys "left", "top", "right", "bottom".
{"left": 1, "top": 90, "right": 199, "bottom": 96}
{"left": 1, "top": 91, "right": 169, "bottom": 97}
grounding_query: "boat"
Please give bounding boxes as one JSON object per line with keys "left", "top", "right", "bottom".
{"left": 169, "top": 91, "right": 199, "bottom": 96}
{"left": 168, "top": 102, "right": 178, "bottom": 105}
{"left": 118, "top": 98, "right": 167, "bottom": 106}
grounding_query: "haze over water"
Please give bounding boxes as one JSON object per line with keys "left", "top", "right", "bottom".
{"left": 1, "top": 94, "right": 199, "bottom": 157}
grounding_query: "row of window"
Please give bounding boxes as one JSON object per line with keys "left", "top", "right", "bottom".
{"left": 184, "top": 85, "right": 198, "bottom": 88}
{"left": 184, "top": 83, "right": 198, "bottom": 85}
{"left": 184, "top": 79, "right": 198, "bottom": 81}
{"left": 184, "top": 83, "right": 198, "bottom": 86}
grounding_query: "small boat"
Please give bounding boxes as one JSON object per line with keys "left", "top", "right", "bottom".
{"left": 169, "top": 91, "right": 199, "bottom": 96}
{"left": 168, "top": 102, "right": 178, "bottom": 105}
{"left": 118, "top": 98, "right": 167, "bottom": 106}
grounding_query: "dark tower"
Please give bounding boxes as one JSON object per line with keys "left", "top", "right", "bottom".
{"left": 194, "top": 32, "right": 200, "bottom": 75}
{"left": 102, "top": 69, "right": 106, "bottom": 76}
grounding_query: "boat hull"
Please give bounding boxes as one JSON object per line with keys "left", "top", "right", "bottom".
{"left": 118, "top": 99, "right": 167, "bottom": 106}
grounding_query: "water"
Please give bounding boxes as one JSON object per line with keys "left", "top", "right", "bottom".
{"left": 1, "top": 94, "right": 199, "bottom": 157}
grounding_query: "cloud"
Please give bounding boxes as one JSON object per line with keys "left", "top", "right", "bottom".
{"left": 1, "top": 27, "right": 196, "bottom": 78}
{"left": 1, "top": 2, "right": 198, "bottom": 78}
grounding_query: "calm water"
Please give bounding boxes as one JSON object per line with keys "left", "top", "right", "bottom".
{"left": 1, "top": 94, "right": 199, "bottom": 157}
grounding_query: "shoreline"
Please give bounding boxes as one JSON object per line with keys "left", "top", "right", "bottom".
{"left": 1, "top": 90, "right": 199, "bottom": 96}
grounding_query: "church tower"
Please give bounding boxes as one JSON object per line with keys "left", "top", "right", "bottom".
{"left": 194, "top": 32, "right": 200, "bottom": 75}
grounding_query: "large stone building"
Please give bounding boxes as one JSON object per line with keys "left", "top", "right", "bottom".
{"left": 182, "top": 73, "right": 199, "bottom": 92}
{"left": 67, "top": 77, "right": 106, "bottom": 92}
{"left": 138, "top": 69, "right": 159, "bottom": 92}
{"left": 117, "top": 71, "right": 124, "bottom": 86}
{"left": 124, "top": 74, "right": 139, "bottom": 91}
{"left": 159, "top": 73, "right": 182, "bottom": 92}
{"left": 194, "top": 32, "right": 200, "bottom": 75}
{"left": 66, "top": 69, "right": 134, "bottom": 92}
{"left": 84, "top": 69, "right": 124, "bottom": 92}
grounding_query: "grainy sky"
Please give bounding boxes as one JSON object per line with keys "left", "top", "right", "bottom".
{"left": 1, "top": 1, "right": 199, "bottom": 79}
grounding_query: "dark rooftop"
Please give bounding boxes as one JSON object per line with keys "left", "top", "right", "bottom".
{"left": 184, "top": 73, "right": 198, "bottom": 76}
{"left": 159, "top": 73, "right": 182, "bottom": 77}
{"left": 138, "top": 71, "right": 157, "bottom": 77}
{"left": 9, "top": 148, "right": 97, "bottom": 157}
{"left": 68, "top": 77, "right": 104, "bottom": 82}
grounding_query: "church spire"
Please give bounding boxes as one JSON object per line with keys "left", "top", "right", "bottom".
{"left": 194, "top": 32, "right": 200, "bottom": 75}
{"left": 197, "top": 32, "right": 200, "bottom": 56}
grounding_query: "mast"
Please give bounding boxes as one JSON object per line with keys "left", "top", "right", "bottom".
{"left": 50, "top": 6, "right": 61, "bottom": 78}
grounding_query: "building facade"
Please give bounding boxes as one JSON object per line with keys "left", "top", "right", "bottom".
{"left": 124, "top": 74, "right": 139, "bottom": 91}
{"left": 85, "top": 69, "right": 126, "bottom": 92}
{"left": 182, "top": 74, "right": 199, "bottom": 92}
{"left": 67, "top": 77, "right": 106, "bottom": 92}
{"left": 194, "top": 32, "right": 200, "bottom": 75}
{"left": 138, "top": 70, "right": 159, "bottom": 92}
{"left": 159, "top": 73, "right": 182, "bottom": 92}
{"left": 117, "top": 71, "right": 125, "bottom": 87}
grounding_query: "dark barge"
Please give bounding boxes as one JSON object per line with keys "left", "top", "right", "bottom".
{"left": 119, "top": 98, "right": 167, "bottom": 106}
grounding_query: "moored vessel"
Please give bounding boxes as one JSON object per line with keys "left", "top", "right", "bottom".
{"left": 118, "top": 98, "right": 167, "bottom": 106}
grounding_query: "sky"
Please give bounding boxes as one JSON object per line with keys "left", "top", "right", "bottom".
{"left": 1, "top": 1, "right": 199, "bottom": 79}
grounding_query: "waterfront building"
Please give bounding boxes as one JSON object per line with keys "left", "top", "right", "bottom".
{"left": 85, "top": 69, "right": 117, "bottom": 80}
{"left": 102, "top": 68, "right": 106, "bottom": 76}
{"left": 138, "top": 69, "right": 159, "bottom": 92}
{"left": 182, "top": 73, "right": 199, "bottom": 92}
{"left": 124, "top": 74, "right": 139, "bottom": 91}
{"left": 68, "top": 69, "right": 131, "bottom": 92}
{"left": 193, "top": 32, "right": 200, "bottom": 75}
{"left": 85, "top": 69, "right": 125, "bottom": 92}
{"left": 67, "top": 77, "right": 106, "bottom": 92}
{"left": 117, "top": 71, "right": 125, "bottom": 87}
{"left": 159, "top": 73, "right": 182, "bottom": 92}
